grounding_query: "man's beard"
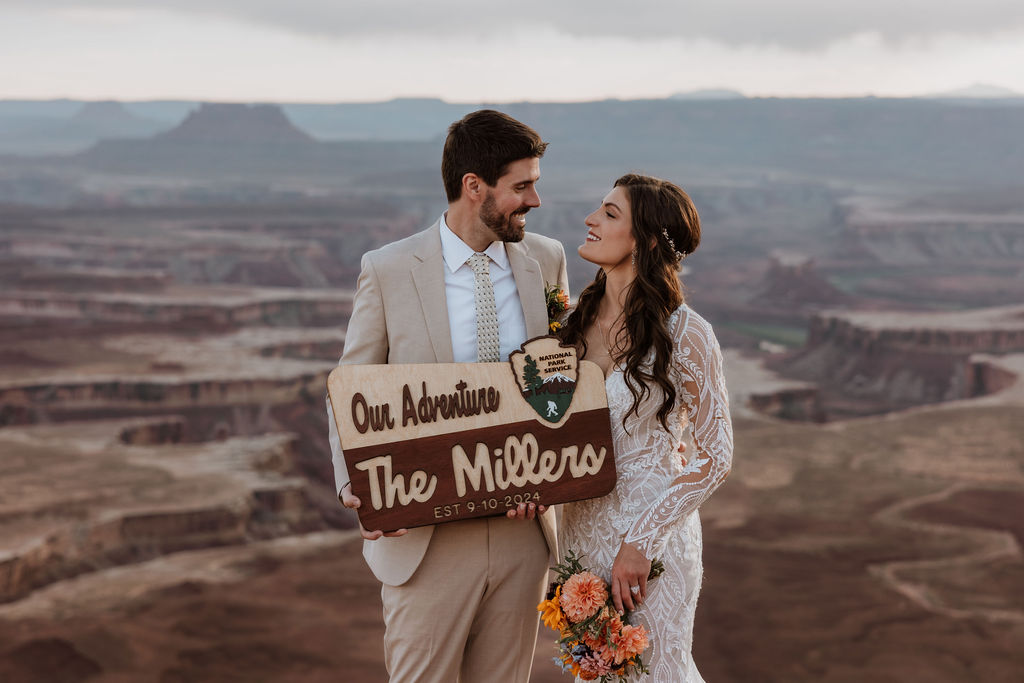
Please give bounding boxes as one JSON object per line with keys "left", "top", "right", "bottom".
{"left": 480, "top": 192, "right": 529, "bottom": 243}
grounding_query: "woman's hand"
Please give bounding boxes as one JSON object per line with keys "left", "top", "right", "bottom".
{"left": 611, "top": 540, "right": 651, "bottom": 612}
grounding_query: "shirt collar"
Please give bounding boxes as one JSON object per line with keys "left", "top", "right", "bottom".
{"left": 439, "top": 212, "right": 510, "bottom": 273}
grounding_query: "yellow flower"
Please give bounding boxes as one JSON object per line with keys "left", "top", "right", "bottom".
{"left": 537, "top": 586, "right": 567, "bottom": 631}
{"left": 548, "top": 320, "right": 562, "bottom": 333}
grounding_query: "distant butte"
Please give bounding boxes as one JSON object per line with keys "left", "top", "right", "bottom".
{"left": 72, "top": 101, "right": 438, "bottom": 176}
{"left": 750, "top": 253, "right": 850, "bottom": 308}
{"left": 778, "top": 304, "right": 1024, "bottom": 417}
{"left": 155, "top": 102, "right": 315, "bottom": 145}
{"left": 71, "top": 100, "right": 150, "bottom": 128}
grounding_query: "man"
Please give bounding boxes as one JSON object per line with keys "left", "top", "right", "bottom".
{"left": 328, "top": 110, "right": 568, "bottom": 682}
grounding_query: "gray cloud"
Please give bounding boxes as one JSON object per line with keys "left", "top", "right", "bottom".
{"left": 11, "top": 1, "right": 1024, "bottom": 48}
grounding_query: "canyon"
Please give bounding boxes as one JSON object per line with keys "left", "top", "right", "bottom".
{"left": 1, "top": 99, "right": 1022, "bottom": 681}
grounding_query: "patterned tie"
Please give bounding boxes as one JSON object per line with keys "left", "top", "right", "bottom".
{"left": 467, "top": 252, "right": 500, "bottom": 362}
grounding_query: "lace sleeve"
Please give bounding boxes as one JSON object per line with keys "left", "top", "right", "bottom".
{"left": 623, "top": 308, "right": 734, "bottom": 559}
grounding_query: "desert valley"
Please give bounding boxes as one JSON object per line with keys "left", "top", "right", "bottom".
{"left": 1, "top": 96, "right": 1022, "bottom": 681}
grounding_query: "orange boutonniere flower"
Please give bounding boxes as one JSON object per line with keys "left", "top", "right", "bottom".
{"left": 545, "top": 283, "right": 569, "bottom": 334}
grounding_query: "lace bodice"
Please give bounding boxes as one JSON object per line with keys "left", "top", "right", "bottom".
{"left": 559, "top": 305, "right": 733, "bottom": 682}
{"left": 618, "top": 305, "right": 733, "bottom": 558}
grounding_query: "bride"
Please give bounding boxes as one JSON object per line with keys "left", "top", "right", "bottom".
{"left": 557, "top": 173, "right": 733, "bottom": 682}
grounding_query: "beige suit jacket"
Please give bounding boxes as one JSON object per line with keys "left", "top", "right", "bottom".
{"left": 329, "top": 220, "right": 569, "bottom": 586}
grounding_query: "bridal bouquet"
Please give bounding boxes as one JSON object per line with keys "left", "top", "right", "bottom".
{"left": 537, "top": 550, "right": 664, "bottom": 681}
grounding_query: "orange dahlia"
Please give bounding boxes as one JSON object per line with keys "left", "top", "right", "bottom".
{"left": 559, "top": 571, "right": 608, "bottom": 623}
{"left": 611, "top": 623, "right": 650, "bottom": 664}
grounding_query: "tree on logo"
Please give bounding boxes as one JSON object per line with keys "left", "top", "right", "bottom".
{"left": 522, "top": 355, "right": 543, "bottom": 395}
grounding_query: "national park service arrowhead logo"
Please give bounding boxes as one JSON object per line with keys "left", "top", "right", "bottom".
{"left": 509, "top": 336, "right": 578, "bottom": 424}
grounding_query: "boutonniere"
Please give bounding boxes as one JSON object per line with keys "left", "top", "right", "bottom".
{"left": 545, "top": 283, "right": 570, "bottom": 334}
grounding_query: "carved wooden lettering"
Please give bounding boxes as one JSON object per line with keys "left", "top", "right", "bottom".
{"left": 328, "top": 337, "right": 616, "bottom": 531}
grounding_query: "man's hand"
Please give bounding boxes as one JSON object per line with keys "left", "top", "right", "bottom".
{"left": 340, "top": 482, "right": 408, "bottom": 539}
{"left": 506, "top": 501, "right": 547, "bottom": 521}
{"left": 610, "top": 540, "right": 651, "bottom": 613}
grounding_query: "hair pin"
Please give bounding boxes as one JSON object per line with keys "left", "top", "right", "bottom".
{"left": 661, "top": 227, "right": 685, "bottom": 263}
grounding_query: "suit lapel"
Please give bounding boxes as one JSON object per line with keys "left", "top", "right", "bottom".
{"left": 507, "top": 242, "right": 548, "bottom": 339}
{"left": 411, "top": 223, "right": 454, "bottom": 363}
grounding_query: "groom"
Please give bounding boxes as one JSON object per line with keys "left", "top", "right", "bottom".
{"left": 328, "top": 109, "right": 569, "bottom": 682}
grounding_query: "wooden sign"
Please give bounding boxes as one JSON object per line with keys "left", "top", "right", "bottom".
{"left": 328, "top": 337, "right": 616, "bottom": 531}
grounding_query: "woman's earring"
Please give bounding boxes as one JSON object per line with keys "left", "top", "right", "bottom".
{"left": 631, "top": 248, "right": 637, "bottom": 266}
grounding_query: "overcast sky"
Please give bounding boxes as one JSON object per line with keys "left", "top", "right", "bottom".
{"left": 2, "top": 1, "right": 1023, "bottom": 101}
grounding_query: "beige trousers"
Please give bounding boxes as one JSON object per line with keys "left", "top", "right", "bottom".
{"left": 380, "top": 515, "right": 549, "bottom": 683}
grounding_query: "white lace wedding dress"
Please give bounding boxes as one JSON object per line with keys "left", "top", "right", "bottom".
{"left": 560, "top": 305, "right": 734, "bottom": 683}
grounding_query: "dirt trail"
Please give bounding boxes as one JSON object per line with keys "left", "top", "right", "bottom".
{"left": 869, "top": 482, "right": 1024, "bottom": 623}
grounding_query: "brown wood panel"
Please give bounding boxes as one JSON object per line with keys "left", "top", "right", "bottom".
{"left": 344, "top": 408, "right": 615, "bottom": 531}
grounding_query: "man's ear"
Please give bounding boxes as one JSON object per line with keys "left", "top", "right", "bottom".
{"left": 462, "top": 173, "right": 483, "bottom": 200}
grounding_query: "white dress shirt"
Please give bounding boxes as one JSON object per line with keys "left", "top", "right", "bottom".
{"left": 439, "top": 213, "right": 528, "bottom": 363}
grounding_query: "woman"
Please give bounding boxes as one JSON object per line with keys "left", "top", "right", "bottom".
{"left": 558, "top": 173, "right": 733, "bottom": 682}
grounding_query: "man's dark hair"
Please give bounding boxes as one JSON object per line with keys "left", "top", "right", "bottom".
{"left": 441, "top": 110, "right": 548, "bottom": 202}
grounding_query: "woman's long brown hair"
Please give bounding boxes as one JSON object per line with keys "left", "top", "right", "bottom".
{"left": 559, "top": 173, "right": 702, "bottom": 431}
